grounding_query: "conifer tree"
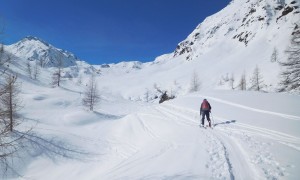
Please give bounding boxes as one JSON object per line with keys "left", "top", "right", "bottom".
{"left": 278, "top": 25, "right": 300, "bottom": 92}
{"left": 249, "top": 65, "right": 265, "bottom": 91}
{"left": 238, "top": 71, "right": 247, "bottom": 90}
{"left": 271, "top": 47, "right": 279, "bottom": 63}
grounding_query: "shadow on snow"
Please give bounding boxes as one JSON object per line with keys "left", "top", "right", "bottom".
{"left": 214, "top": 120, "right": 237, "bottom": 127}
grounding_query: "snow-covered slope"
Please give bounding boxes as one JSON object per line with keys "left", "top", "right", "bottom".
{"left": 87, "top": 0, "right": 299, "bottom": 100}
{"left": 1, "top": 0, "right": 300, "bottom": 179}
{"left": 173, "top": 0, "right": 299, "bottom": 60}
{"left": 4, "top": 0, "right": 299, "bottom": 99}
{"left": 11, "top": 87, "right": 300, "bottom": 180}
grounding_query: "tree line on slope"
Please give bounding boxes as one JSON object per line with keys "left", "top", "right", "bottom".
{"left": 218, "top": 65, "right": 267, "bottom": 92}
{"left": 0, "top": 30, "right": 89, "bottom": 178}
{"left": 217, "top": 23, "right": 299, "bottom": 93}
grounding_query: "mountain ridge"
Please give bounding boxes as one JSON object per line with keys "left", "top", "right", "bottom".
{"left": 173, "top": 0, "right": 299, "bottom": 61}
{"left": 2, "top": 0, "right": 299, "bottom": 98}
{"left": 5, "top": 36, "right": 79, "bottom": 68}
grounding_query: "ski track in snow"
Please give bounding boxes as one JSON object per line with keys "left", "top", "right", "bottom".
{"left": 19, "top": 93, "right": 299, "bottom": 179}
{"left": 231, "top": 122, "right": 300, "bottom": 151}
{"left": 196, "top": 95, "right": 300, "bottom": 121}
{"left": 154, "top": 105, "right": 236, "bottom": 179}
{"left": 153, "top": 100, "right": 298, "bottom": 180}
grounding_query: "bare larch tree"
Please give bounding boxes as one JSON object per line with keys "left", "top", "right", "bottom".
{"left": 190, "top": 71, "right": 201, "bottom": 92}
{"left": 238, "top": 71, "right": 247, "bottom": 90}
{"left": 0, "top": 74, "right": 22, "bottom": 132}
{"left": 249, "top": 65, "right": 265, "bottom": 91}
{"left": 52, "top": 55, "right": 63, "bottom": 87}
{"left": 82, "top": 74, "right": 100, "bottom": 111}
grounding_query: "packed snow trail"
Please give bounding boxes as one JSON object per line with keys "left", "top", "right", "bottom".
{"left": 101, "top": 100, "right": 280, "bottom": 180}
{"left": 15, "top": 91, "right": 300, "bottom": 180}
{"left": 100, "top": 93, "right": 300, "bottom": 179}
{"left": 99, "top": 105, "right": 237, "bottom": 179}
{"left": 157, "top": 93, "right": 300, "bottom": 180}
{"left": 154, "top": 104, "right": 262, "bottom": 180}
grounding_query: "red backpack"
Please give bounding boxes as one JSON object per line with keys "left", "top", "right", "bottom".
{"left": 202, "top": 100, "right": 209, "bottom": 110}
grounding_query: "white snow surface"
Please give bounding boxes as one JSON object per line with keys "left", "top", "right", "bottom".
{"left": 11, "top": 85, "right": 300, "bottom": 180}
{"left": 1, "top": 0, "right": 300, "bottom": 179}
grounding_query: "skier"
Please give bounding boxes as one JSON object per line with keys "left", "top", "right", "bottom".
{"left": 200, "top": 99, "right": 212, "bottom": 127}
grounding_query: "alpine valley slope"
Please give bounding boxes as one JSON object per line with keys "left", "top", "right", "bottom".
{"left": 1, "top": 0, "right": 300, "bottom": 179}
{"left": 91, "top": 0, "right": 300, "bottom": 99}
{"left": 5, "top": 0, "right": 300, "bottom": 99}
{"left": 8, "top": 88, "right": 300, "bottom": 179}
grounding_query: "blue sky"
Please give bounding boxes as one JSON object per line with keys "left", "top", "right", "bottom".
{"left": 1, "top": 0, "right": 231, "bottom": 64}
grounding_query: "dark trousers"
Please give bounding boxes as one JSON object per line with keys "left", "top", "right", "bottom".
{"left": 201, "top": 111, "right": 211, "bottom": 126}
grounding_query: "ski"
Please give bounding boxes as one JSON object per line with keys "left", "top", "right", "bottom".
{"left": 206, "top": 125, "right": 213, "bottom": 129}
{"left": 199, "top": 124, "right": 213, "bottom": 129}
{"left": 199, "top": 125, "right": 206, "bottom": 129}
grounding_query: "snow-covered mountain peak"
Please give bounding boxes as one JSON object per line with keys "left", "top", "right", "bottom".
{"left": 2, "top": 0, "right": 299, "bottom": 98}
{"left": 19, "top": 36, "right": 51, "bottom": 47}
{"left": 6, "top": 36, "right": 78, "bottom": 68}
{"left": 173, "top": 0, "right": 299, "bottom": 61}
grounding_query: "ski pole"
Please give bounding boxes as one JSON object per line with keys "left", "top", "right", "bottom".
{"left": 210, "top": 112, "right": 214, "bottom": 127}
